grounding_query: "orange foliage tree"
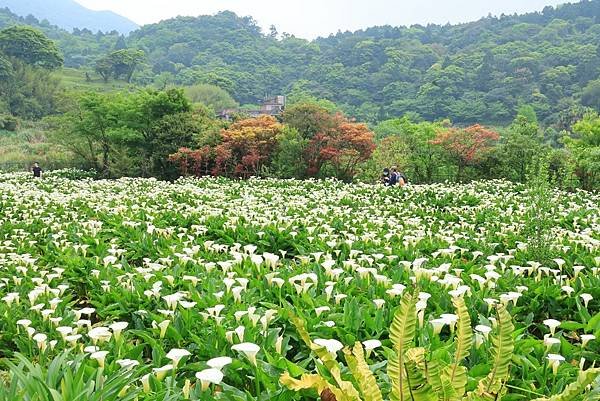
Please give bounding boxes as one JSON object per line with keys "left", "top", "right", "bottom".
{"left": 429, "top": 124, "right": 500, "bottom": 181}
{"left": 214, "top": 115, "right": 284, "bottom": 178}
{"left": 168, "top": 111, "right": 376, "bottom": 181}
{"left": 168, "top": 146, "right": 213, "bottom": 177}
{"left": 306, "top": 117, "right": 376, "bottom": 181}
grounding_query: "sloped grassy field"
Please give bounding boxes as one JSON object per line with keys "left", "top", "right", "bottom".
{"left": 0, "top": 171, "right": 599, "bottom": 400}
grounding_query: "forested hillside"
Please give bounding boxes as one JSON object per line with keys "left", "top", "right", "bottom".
{"left": 122, "top": 2, "right": 600, "bottom": 125}
{"left": 0, "top": 7, "right": 121, "bottom": 67}
{"left": 1, "top": 2, "right": 600, "bottom": 125}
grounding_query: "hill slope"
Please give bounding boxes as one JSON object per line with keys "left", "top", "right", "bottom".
{"left": 125, "top": 2, "right": 600, "bottom": 124}
{"left": 0, "top": 0, "right": 138, "bottom": 34}
{"left": 2, "top": 1, "right": 600, "bottom": 125}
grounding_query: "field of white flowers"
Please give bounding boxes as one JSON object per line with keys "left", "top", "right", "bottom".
{"left": 0, "top": 171, "right": 599, "bottom": 401}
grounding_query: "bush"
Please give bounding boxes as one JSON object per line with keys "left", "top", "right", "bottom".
{"left": 0, "top": 115, "right": 19, "bottom": 131}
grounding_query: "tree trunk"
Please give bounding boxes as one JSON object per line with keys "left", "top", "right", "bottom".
{"left": 102, "top": 142, "right": 110, "bottom": 177}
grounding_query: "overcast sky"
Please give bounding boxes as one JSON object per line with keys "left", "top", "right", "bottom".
{"left": 75, "top": 0, "right": 570, "bottom": 39}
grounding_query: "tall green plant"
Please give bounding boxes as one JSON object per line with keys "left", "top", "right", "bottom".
{"left": 523, "top": 155, "right": 555, "bottom": 264}
{"left": 0, "top": 352, "right": 141, "bottom": 401}
{"left": 281, "top": 292, "right": 600, "bottom": 401}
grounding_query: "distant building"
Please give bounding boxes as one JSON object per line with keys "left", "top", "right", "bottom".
{"left": 258, "top": 96, "right": 286, "bottom": 115}
{"left": 218, "top": 95, "right": 286, "bottom": 120}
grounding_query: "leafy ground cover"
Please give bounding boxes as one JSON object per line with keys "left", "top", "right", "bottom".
{"left": 0, "top": 172, "right": 598, "bottom": 400}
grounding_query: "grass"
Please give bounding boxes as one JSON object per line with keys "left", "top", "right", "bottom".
{"left": 54, "top": 67, "right": 133, "bottom": 93}
{"left": 0, "top": 127, "right": 74, "bottom": 172}
{"left": 0, "top": 67, "right": 129, "bottom": 172}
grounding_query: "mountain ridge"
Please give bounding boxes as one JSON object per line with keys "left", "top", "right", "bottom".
{"left": 0, "top": 0, "right": 138, "bottom": 34}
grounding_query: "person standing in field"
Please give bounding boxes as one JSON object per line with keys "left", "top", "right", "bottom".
{"left": 389, "top": 167, "right": 399, "bottom": 186}
{"left": 32, "top": 162, "right": 43, "bottom": 179}
{"left": 381, "top": 168, "right": 391, "bottom": 186}
{"left": 391, "top": 167, "right": 407, "bottom": 187}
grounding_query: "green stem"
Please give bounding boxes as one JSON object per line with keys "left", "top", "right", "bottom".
{"left": 505, "top": 384, "right": 544, "bottom": 397}
{"left": 255, "top": 364, "right": 261, "bottom": 399}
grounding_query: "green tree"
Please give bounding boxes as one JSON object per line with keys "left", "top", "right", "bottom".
{"left": 3, "top": 60, "right": 62, "bottom": 119}
{"left": 566, "top": 112, "right": 600, "bottom": 190}
{"left": 282, "top": 103, "right": 338, "bottom": 140}
{"left": 0, "top": 51, "right": 13, "bottom": 80}
{"left": 581, "top": 80, "right": 600, "bottom": 112}
{"left": 51, "top": 88, "right": 200, "bottom": 178}
{"left": 357, "top": 135, "right": 409, "bottom": 183}
{"left": 120, "top": 88, "right": 191, "bottom": 176}
{"left": 270, "top": 127, "right": 308, "bottom": 179}
{"left": 184, "top": 84, "right": 238, "bottom": 111}
{"left": 0, "top": 26, "right": 63, "bottom": 69}
{"left": 286, "top": 81, "right": 338, "bottom": 112}
{"left": 95, "top": 49, "right": 145, "bottom": 83}
{"left": 148, "top": 108, "right": 215, "bottom": 179}
{"left": 374, "top": 117, "right": 447, "bottom": 182}
{"left": 498, "top": 108, "right": 546, "bottom": 182}
{"left": 94, "top": 56, "right": 114, "bottom": 83}
{"left": 114, "top": 35, "right": 127, "bottom": 50}
{"left": 50, "top": 92, "right": 125, "bottom": 176}
{"left": 0, "top": 27, "right": 63, "bottom": 119}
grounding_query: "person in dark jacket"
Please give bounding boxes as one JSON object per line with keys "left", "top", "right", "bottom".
{"left": 32, "top": 162, "right": 43, "bottom": 178}
{"left": 381, "top": 168, "right": 391, "bottom": 186}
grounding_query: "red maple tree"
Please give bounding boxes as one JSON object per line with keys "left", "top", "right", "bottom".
{"left": 306, "top": 116, "right": 376, "bottom": 180}
{"left": 430, "top": 124, "right": 499, "bottom": 180}
{"left": 168, "top": 146, "right": 213, "bottom": 177}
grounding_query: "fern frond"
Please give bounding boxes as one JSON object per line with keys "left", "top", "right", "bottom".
{"left": 344, "top": 343, "right": 384, "bottom": 401}
{"left": 583, "top": 376, "right": 600, "bottom": 401}
{"left": 389, "top": 292, "right": 418, "bottom": 401}
{"left": 290, "top": 314, "right": 339, "bottom": 372}
{"left": 427, "top": 359, "right": 458, "bottom": 401}
{"left": 468, "top": 303, "right": 514, "bottom": 400}
{"left": 280, "top": 372, "right": 352, "bottom": 401}
{"left": 289, "top": 314, "right": 363, "bottom": 401}
{"left": 405, "top": 359, "right": 440, "bottom": 401}
{"left": 451, "top": 297, "right": 473, "bottom": 363}
{"left": 443, "top": 296, "right": 473, "bottom": 399}
{"left": 530, "top": 368, "right": 600, "bottom": 401}
{"left": 406, "top": 347, "right": 427, "bottom": 369}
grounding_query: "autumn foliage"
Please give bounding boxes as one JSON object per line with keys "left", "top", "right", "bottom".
{"left": 168, "top": 146, "right": 213, "bottom": 177}
{"left": 430, "top": 124, "right": 500, "bottom": 180}
{"left": 306, "top": 117, "right": 376, "bottom": 180}
{"left": 213, "top": 115, "right": 284, "bottom": 177}
{"left": 170, "top": 115, "right": 284, "bottom": 178}
{"left": 169, "top": 108, "right": 376, "bottom": 181}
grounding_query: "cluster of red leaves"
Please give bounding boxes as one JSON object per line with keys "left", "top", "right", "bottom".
{"left": 168, "top": 146, "right": 212, "bottom": 176}
{"left": 169, "top": 113, "right": 376, "bottom": 181}
{"left": 430, "top": 124, "right": 500, "bottom": 165}
{"left": 306, "top": 115, "right": 376, "bottom": 179}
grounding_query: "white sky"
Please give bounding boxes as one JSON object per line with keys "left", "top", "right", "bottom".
{"left": 74, "top": 0, "right": 570, "bottom": 39}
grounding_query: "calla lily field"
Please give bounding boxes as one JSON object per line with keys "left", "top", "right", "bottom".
{"left": 0, "top": 170, "right": 599, "bottom": 400}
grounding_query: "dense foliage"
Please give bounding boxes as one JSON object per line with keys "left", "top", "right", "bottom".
{"left": 123, "top": 5, "right": 600, "bottom": 125}
{"left": 0, "top": 175, "right": 598, "bottom": 400}
{"left": 0, "top": 26, "right": 63, "bottom": 119}
{"left": 0, "top": 7, "right": 122, "bottom": 67}
{"left": 49, "top": 88, "right": 221, "bottom": 178}
{"left": 32, "top": 2, "right": 600, "bottom": 124}
{"left": 2, "top": 2, "right": 600, "bottom": 124}
{"left": 1, "top": 2, "right": 600, "bottom": 190}
{"left": 47, "top": 88, "right": 600, "bottom": 190}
